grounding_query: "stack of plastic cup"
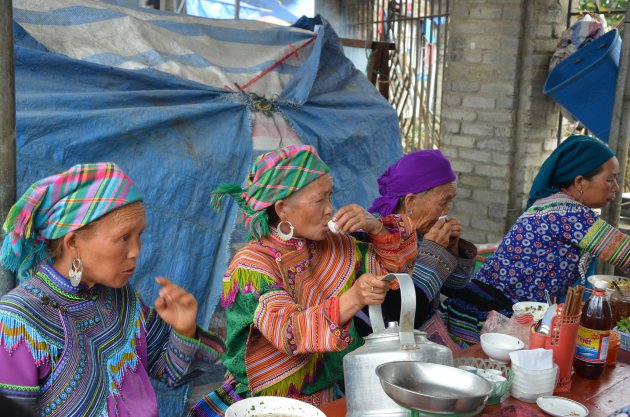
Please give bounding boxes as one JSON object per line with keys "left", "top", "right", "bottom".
{"left": 510, "top": 362, "right": 558, "bottom": 403}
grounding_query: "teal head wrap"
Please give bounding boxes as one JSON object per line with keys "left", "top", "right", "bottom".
{"left": 527, "top": 135, "right": 615, "bottom": 208}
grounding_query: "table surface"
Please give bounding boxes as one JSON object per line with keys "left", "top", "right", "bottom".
{"left": 320, "top": 346, "right": 630, "bottom": 417}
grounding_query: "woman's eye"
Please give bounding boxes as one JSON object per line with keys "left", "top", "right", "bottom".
{"left": 120, "top": 235, "right": 129, "bottom": 242}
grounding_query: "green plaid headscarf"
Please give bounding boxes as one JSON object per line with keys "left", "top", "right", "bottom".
{"left": 211, "top": 145, "right": 330, "bottom": 241}
{"left": 1, "top": 162, "right": 143, "bottom": 281}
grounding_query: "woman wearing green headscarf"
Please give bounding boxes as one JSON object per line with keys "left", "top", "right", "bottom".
{"left": 189, "top": 145, "right": 417, "bottom": 416}
{"left": 442, "top": 135, "right": 630, "bottom": 345}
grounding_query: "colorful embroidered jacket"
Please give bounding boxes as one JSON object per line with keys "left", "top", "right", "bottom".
{"left": 476, "top": 192, "right": 630, "bottom": 303}
{"left": 220, "top": 214, "right": 416, "bottom": 404}
{"left": 0, "top": 263, "right": 225, "bottom": 417}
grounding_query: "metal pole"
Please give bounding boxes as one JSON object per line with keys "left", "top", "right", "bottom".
{"left": 0, "top": 0, "right": 16, "bottom": 295}
{"left": 235, "top": 0, "right": 240, "bottom": 19}
{"left": 600, "top": 5, "right": 630, "bottom": 275}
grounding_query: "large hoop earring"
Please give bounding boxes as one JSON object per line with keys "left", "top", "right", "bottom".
{"left": 578, "top": 189, "right": 584, "bottom": 205}
{"left": 69, "top": 256, "right": 83, "bottom": 287}
{"left": 276, "top": 220, "right": 295, "bottom": 241}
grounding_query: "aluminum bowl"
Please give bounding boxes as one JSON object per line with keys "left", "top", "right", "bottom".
{"left": 375, "top": 362, "right": 493, "bottom": 415}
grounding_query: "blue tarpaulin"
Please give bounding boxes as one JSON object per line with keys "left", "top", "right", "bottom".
{"left": 12, "top": 0, "right": 402, "bottom": 414}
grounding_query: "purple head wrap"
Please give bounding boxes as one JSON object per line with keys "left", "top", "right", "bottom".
{"left": 368, "top": 150, "right": 456, "bottom": 216}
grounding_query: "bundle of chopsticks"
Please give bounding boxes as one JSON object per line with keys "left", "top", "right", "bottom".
{"left": 564, "top": 285, "right": 585, "bottom": 316}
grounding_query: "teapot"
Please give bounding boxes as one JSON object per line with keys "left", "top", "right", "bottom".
{"left": 343, "top": 273, "right": 453, "bottom": 417}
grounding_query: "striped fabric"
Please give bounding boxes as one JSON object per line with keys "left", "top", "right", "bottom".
{"left": 211, "top": 145, "right": 330, "bottom": 241}
{"left": 1, "top": 163, "right": 142, "bottom": 281}
{"left": 246, "top": 145, "right": 329, "bottom": 212}
{"left": 580, "top": 218, "right": 630, "bottom": 269}
{"left": 189, "top": 215, "right": 416, "bottom": 415}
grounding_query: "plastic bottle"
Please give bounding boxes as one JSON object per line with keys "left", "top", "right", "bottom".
{"left": 573, "top": 280, "right": 612, "bottom": 379}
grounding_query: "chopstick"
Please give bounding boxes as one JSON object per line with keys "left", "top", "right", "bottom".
{"left": 562, "top": 285, "right": 585, "bottom": 316}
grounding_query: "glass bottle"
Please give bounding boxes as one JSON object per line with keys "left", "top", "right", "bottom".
{"left": 573, "top": 280, "right": 612, "bottom": 379}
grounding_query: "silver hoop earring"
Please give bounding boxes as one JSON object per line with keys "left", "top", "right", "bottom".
{"left": 69, "top": 256, "right": 83, "bottom": 287}
{"left": 276, "top": 220, "right": 295, "bottom": 241}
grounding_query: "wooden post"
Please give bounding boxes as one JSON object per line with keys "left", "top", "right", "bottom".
{"left": 599, "top": 5, "right": 630, "bottom": 275}
{"left": 0, "top": 0, "right": 16, "bottom": 295}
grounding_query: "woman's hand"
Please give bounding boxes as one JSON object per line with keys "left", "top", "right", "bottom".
{"left": 423, "top": 216, "right": 452, "bottom": 247}
{"left": 339, "top": 273, "right": 390, "bottom": 324}
{"left": 154, "top": 277, "right": 198, "bottom": 338}
{"left": 446, "top": 216, "right": 462, "bottom": 256}
{"left": 332, "top": 204, "right": 385, "bottom": 235}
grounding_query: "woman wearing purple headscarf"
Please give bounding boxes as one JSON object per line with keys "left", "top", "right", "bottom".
{"left": 357, "top": 150, "right": 478, "bottom": 349}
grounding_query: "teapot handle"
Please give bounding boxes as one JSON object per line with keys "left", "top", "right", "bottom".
{"left": 368, "top": 273, "right": 417, "bottom": 349}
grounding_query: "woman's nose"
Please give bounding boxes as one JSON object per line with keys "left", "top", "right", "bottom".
{"left": 129, "top": 237, "right": 142, "bottom": 258}
{"left": 326, "top": 201, "right": 334, "bottom": 216}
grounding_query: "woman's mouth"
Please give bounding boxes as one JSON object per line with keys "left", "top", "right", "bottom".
{"left": 121, "top": 267, "right": 135, "bottom": 276}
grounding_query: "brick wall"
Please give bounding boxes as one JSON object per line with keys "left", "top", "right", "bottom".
{"left": 441, "top": 0, "right": 568, "bottom": 244}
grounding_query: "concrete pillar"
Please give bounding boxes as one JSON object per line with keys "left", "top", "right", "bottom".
{"left": 0, "top": 0, "right": 16, "bottom": 295}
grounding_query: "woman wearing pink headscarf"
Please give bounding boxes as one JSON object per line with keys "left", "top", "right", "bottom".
{"left": 358, "top": 150, "right": 477, "bottom": 349}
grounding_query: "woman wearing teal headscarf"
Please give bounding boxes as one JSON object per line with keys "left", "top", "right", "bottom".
{"left": 442, "top": 135, "right": 630, "bottom": 345}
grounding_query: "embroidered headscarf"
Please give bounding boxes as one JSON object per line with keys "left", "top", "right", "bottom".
{"left": 527, "top": 135, "right": 615, "bottom": 208}
{"left": 211, "top": 145, "right": 330, "bottom": 241}
{"left": 1, "top": 162, "right": 143, "bottom": 280}
{"left": 368, "top": 149, "right": 457, "bottom": 217}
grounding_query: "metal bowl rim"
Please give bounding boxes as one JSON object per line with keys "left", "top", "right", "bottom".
{"left": 375, "top": 361, "right": 493, "bottom": 401}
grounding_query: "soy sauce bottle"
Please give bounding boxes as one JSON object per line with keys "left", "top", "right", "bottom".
{"left": 573, "top": 280, "right": 612, "bottom": 379}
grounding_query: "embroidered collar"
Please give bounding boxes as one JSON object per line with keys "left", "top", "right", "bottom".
{"left": 37, "top": 263, "right": 98, "bottom": 301}
{"left": 269, "top": 227, "right": 307, "bottom": 249}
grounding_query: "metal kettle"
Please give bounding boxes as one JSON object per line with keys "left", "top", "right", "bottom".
{"left": 343, "top": 273, "right": 453, "bottom": 417}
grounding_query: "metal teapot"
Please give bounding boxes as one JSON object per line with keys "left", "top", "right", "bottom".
{"left": 343, "top": 273, "right": 453, "bottom": 417}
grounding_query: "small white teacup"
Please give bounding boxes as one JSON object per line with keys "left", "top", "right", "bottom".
{"left": 477, "top": 371, "right": 507, "bottom": 397}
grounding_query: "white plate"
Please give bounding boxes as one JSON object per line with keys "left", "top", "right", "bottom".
{"left": 225, "top": 396, "right": 326, "bottom": 417}
{"left": 512, "top": 302, "right": 549, "bottom": 322}
{"left": 536, "top": 396, "right": 589, "bottom": 417}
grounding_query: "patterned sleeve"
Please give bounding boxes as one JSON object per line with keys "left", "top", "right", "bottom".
{"left": 579, "top": 217, "right": 630, "bottom": 272}
{"left": 412, "top": 239, "right": 457, "bottom": 301}
{"left": 254, "top": 289, "right": 351, "bottom": 356}
{"left": 143, "top": 301, "right": 225, "bottom": 388}
{"left": 407, "top": 239, "right": 475, "bottom": 321}
{"left": 361, "top": 214, "right": 418, "bottom": 276}
{"left": 444, "top": 239, "right": 477, "bottom": 290}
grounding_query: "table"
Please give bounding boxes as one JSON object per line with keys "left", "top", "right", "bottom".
{"left": 320, "top": 346, "right": 630, "bottom": 417}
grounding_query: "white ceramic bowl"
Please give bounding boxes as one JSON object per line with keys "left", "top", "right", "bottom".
{"left": 512, "top": 376, "right": 557, "bottom": 393}
{"left": 587, "top": 275, "right": 630, "bottom": 299}
{"left": 480, "top": 333, "right": 524, "bottom": 364}
{"left": 512, "top": 302, "right": 549, "bottom": 322}
{"left": 511, "top": 386, "right": 554, "bottom": 402}
{"left": 511, "top": 363, "right": 558, "bottom": 379}
{"left": 225, "top": 396, "right": 325, "bottom": 417}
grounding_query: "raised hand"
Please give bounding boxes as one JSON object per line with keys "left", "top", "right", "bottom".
{"left": 339, "top": 273, "right": 390, "bottom": 324}
{"left": 331, "top": 204, "right": 384, "bottom": 235}
{"left": 154, "top": 277, "right": 198, "bottom": 338}
{"left": 423, "top": 216, "right": 452, "bottom": 248}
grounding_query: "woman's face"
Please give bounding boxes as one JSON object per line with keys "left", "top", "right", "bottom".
{"left": 404, "top": 182, "right": 457, "bottom": 234}
{"left": 278, "top": 175, "right": 334, "bottom": 241}
{"left": 579, "top": 157, "right": 620, "bottom": 209}
{"left": 66, "top": 202, "right": 147, "bottom": 288}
